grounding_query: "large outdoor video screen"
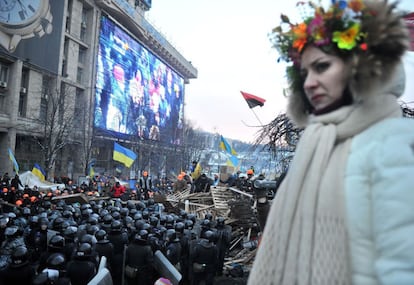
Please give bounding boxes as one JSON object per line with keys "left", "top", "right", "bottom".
{"left": 95, "top": 16, "right": 185, "bottom": 145}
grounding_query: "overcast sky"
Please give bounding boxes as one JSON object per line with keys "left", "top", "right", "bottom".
{"left": 146, "top": 0, "right": 414, "bottom": 143}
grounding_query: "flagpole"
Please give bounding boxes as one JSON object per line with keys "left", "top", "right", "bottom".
{"left": 240, "top": 91, "right": 266, "bottom": 128}
{"left": 250, "top": 108, "right": 265, "bottom": 127}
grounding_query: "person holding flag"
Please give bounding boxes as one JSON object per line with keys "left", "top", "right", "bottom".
{"left": 190, "top": 161, "right": 202, "bottom": 193}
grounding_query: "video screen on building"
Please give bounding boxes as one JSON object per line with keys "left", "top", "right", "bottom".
{"left": 95, "top": 16, "right": 185, "bottom": 145}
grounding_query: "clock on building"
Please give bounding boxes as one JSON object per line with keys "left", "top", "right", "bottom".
{"left": 0, "top": 0, "right": 53, "bottom": 52}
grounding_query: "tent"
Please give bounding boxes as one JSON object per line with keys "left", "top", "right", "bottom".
{"left": 19, "top": 171, "right": 65, "bottom": 191}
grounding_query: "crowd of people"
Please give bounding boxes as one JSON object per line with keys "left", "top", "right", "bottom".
{"left": 0, "top": 176, "right": 234, "bottom": 285}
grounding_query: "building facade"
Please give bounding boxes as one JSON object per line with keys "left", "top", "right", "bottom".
{"left": 0, "top": 0, "right": 197, "bottom": 181}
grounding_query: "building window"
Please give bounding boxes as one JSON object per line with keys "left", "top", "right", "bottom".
{"left": 40, "top": 75, "right": 52, "bottom": 122}
{"left": 77, "top": 67, "right": 83, "bottom": 84}
{"left": 0, "top": 63, "right": 9, "bottom": 86}
{"left": 66, "top": 0, "right": 73, "bottom": 33}
{"left": 62, "top": 39, "right": 69, "bottom": 77}
{"left": 40, "top": 96, "right": 47, "bottom": 122}
{"left": 58, "top": 82, "right": 66, "bottom": 124}
{"left": 78, "top": 46, "right": 86, "bottom": 65}
{"left": 18, "top": 68, "right": 29, "bottom": 117}
{"left": 74, "top": 88, "right": 84, "bottom": 126}
{"left": 80, "top": 6, "right": 88, "bottom": 42}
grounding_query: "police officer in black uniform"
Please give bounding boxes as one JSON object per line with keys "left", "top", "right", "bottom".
{"left": 95, "top": 229, "right": 114, "bottom": 271}
{"left": 107, "top": 219, "right": 128, "bottom": 284}
{"left": 125, "top": 230, "right": 154, "bottom": 285}
{"left": 190, "top": 230, "right": 218, "bottom": 285}
{"left": 0, "top": 245, "right": 34, "bottom": 285}
{"left": 66, "top": 243, "right": 97, "bottom": 285}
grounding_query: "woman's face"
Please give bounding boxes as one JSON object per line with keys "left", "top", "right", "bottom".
{"left": 300, "top": 46, "right": 350, "bottom": 111}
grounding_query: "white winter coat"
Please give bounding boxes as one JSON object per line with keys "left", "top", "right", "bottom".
{"left": 345, "top": 117, "right": 414, "bottom": 285}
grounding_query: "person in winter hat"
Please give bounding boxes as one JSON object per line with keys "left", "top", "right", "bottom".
{"left": 248, "top": 1, "right": 414, "bottom": 285}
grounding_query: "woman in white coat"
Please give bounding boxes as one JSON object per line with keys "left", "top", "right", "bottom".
{"left": 248, "top": 1, "right": 414, "bottom": 284}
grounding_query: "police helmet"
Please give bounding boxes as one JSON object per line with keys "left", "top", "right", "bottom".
{"left": 165, "top": 229, "right": 177, "bottom": 241}
{"left": 64, "top": 226, "right": 78, "bottom": 240}
{"left": 216, "top": 216, "right": 226, "bottom": 226}
{"left": 11, "top": 245, "right": 29, "bottom": 265}
{"left": 149, "top": 216, "right": 159, "bottom": 227}
{"left": 184, "top": 220, "right": 194, "bottom": 230}
{"left": 111, "top": 220, "right": 122, "bottom": 231}
{"left": 49, "top": 234, "right": 65, "bottom": 249}
{"left": 202, "top": 230, "right": 216, "bottom": 242}
{"left": 120, "top": 208, "right": 129, "bottom": 217}
{"left": 77, "top": 242, "right": 92, "bottom": 256}
{"left": 87, "top": 225, "right": 100, "bottom": 235}
{"left": 139, "top": 229, "right": 149, "bottom": 240}
{"left": 103, "top": 214, "right": 113, "bottom": 224}
{"left": 111, "top": 211, "right": 121, "bottom": 220}
{"left": 5, "top": 226, "right": 19, "bottom": 237}
{"left": 80, "top": 233, "right": 97, "bottom": 246}
{"left": 175, "top": 222, "right": 185, "bottom": 233}
{"left": 46, "top": 252, "right": 66, "bottom": 270}
{"left": 95, "top": 229, "right": 107, "bottom": 241}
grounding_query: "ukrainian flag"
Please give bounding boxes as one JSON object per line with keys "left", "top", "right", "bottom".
{"left": 227, "top": 156, "right": 239, "bottom": 168}
{"left": 219, "top": 135, "right": 239, "bottom": 167}
{"left": 32, "top": 163, "right": 46, "bottom": 181}
{"left": 219, "top": 135, "right": 237, "bottom": 155}
{"left": 8, "top": 148, "right": 19, "bottom": 174}
{"left": 113, "top": 142, "right": 137, "bottom": 168}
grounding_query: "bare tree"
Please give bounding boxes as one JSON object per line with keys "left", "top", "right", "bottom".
{"left": 31, "top": 76, "right": 77, "bottom": 180}
{"left": 182, "top": 120, "right": 209, "bottom": 170}
{"left": 71, "top": 88, "right": 95, "bottom": 176}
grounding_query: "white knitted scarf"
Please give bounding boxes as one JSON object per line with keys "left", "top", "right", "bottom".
{"left": 248, "top": 94, "right": 402, "bottom": 285}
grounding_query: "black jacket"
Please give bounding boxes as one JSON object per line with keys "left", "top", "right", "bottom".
{"left": 190, "top": 239, "right": 218, "bottom": 273}
{"left": 66, "top": 257, "right": 97, "bottom": 285}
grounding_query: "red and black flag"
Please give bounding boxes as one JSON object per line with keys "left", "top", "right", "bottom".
{"left": 240, "top": 91, "right": 266, "bottom": 109}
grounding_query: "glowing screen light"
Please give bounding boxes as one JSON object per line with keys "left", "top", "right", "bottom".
{"left": 95, "top": 16, "right": 185, "bottom": 145}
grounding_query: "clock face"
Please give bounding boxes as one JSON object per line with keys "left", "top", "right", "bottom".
{"left": 0, "top": 0, "right": 42, "bottom": 26}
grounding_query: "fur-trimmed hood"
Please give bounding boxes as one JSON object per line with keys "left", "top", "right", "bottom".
{"left": 286, "top": 0, "right": 410, "bottom": 128}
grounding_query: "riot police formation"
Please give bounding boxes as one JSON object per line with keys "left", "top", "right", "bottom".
{"left": 0, "top": 185, "right": 234, "bottom": 285}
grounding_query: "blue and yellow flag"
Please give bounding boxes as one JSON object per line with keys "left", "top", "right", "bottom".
{"left": 32, "top": 163, "right": 46, "bottom": 181}
{"left": 219, "top": 135, "right": 239, "bottom": 167}
{"left": 8, "top": 148, "right": 19, "bottom": 174}
{"left": 88, "top": 162, "right": 95, "bottom": 177}
{"left": 219, "top": 135, "right": 237, "bottom": 155}
{"left": 227, "top": 156, "right": 239, "bottom": 168}
{"left": 113, "top": 142, "right": 137, "bottom": 168}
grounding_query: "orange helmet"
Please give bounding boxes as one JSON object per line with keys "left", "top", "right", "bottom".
{"left": 177, "top": 174, "right": 183, "bottom": 180}
{"left": 247, "top": 169, "right": 254, "bottom": 175}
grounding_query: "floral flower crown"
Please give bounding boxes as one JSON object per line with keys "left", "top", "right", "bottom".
{"left": 271, "top": 0, "right": 371, "bottom": 65}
